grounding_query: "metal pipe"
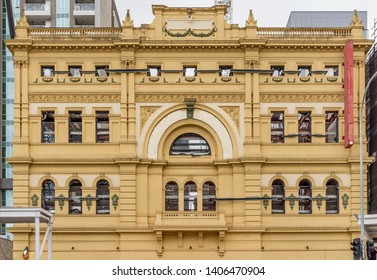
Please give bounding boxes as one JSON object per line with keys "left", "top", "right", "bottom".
{"left": 359, "top": 70, "right": 377, "bottom": 260}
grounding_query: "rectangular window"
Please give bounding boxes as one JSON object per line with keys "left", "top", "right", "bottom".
{"left": 183, "top": 66, "right": 197, "bottom": 77}
{"left": 41, "top": 111, "right": 55, "bottom": 143}
{"left": 271, "top": 111, "right": 284, "bottom": 143}
{"left": 298, "top": 66, "right": 311, "bottom": 76}
{"left": 96, "top": 111, "right": 109, "bottom": 143}
{"left": 298, "top": 112, "right": 311, "bottom": 143}
{"left": 95, "top": 65, "right": 109, "bottom": 77}
{"left": 326, "top": 111, "right": 339, "bottom": 143}
{"left": 219, "top": 66, "right": 233, "bottom": 77}
{"left": 69, "top": 111, "right": 82, "bottom": 143}
{"left": 41, "top": 66, "right": 54, "bottom": 77}
{"left": 68, "top": 65, "right": 82, "bottom": 77}
{"left": 325, "top": 66, "right": 339, "bottom": 76}
{"left": 271, "top": 65, "right": 284, "bottom": 76}
{"left": 147, "top": 66, "right": 161, "bottom": 77}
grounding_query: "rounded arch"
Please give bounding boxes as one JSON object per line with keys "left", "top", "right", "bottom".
{"left": 93, "top": 176, "right": 114, "bottom": 189}
{"left": 270, "top": 178, "right": 285, "bottom": 214}
{"left": 295, "top": 176, "right": 315, "bottom": 188}
{"left": 68, "top": 179, "right": 83, "bottom": 215}
{"left": 65, "top": 175, "right": 87, "bottom": 189}
{"left": 298, "top": 178, "right": 312, "bottom": 214}
{"left": 37, "top": 176, "right": 59, "bottom": 190}
{"left": 268, "top": 176, "right": 289, "bottom": 189}
{"left": 322, "top": 175, "right": 343, "bottom": 188}
{"left": 96, "top": 179, "right": 110, "bottom": 215}
{"left": 141, "top": 106, "right": 237, "bottom": 160}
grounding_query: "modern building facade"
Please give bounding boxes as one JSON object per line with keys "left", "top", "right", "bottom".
{"left": 20, "top": 0, "right": 121, "bottom": 27}
{"left": 5, "top": 5, "right": 373, "bottom": 260}
{"left": 0, "top": 0, "right": 17, "bottom": 238}
{"left": 287, "top": 11, "right": 368, "bottom": 38}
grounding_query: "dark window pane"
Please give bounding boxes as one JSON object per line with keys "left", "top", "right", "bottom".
{"left": 272, "top": 179, "right": 285, "bottom": 214}
{"left": 165, "top": 182, "right": 178, "bottom": 211}
{"left": 184, "top": 182, "right": 197, "bottom": 211}
{"left": 299, "top": 179, "right": 312, "bottom": 214}
{"left": 298, "top": 112, "right": 311, "bottom": 143}
{"left": 42, "top": 180, "right": 55, "bottom": 213}
{"left": 69, "top": 180, "right": 82, "bottom": 214}
{"left": 271, "top": 112, "right": 284, "bottom": 143}
{"left": 170, "top": 133, "right": 211, "bottom": 156}
{"left": 203, "top": 181, "right": 216, "bottom": 211}
{"left": 326, "top": 111, "right": 338, "bottom": 143}
{"left": 42, "top": 111, "right": 55, "bottom": 143}
{"left": 96, "top": 179, "right": 110, "bottom": 214}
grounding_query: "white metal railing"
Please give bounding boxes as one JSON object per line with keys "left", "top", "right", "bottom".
{"left": 74, "top": 3, "right": 95, "bottom": 11}
{"left": 257, "top": 27, "right": 351, "bottom": 38}
{"left": 25, "top": 3, "right": 50, "bottom": 12}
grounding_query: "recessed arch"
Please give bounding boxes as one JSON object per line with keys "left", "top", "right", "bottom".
{"left": 142, "top": 108, "right": 235, "bottom": 160}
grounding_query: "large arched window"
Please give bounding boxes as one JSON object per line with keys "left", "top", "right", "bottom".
{"left": 271, "top": 179, "right": 285, "bottom": 214}
{"left": 165, "top": 182, "right": 179, "bottom": 211}
{"left": 203, "top": 181, "right": 216, "bottom": 211}
{"left": 69, "top": 179, "right": 82, "bottom": 214}
{"left": 298, "top": 179, "right": 312, "bottom": 214}
{"left": 96, "top": 179, "right": 110, "bottom": 214}
{"left": 184, "top": 181, "right": 197, "bottom": 211}
{"left": 170, "top": 133, "right": 211, "bottom": 156}
{"left": 326, "top": 179, "right": 339, "bottom": 214}
{"left": 42, "top": 179, "right": 55, "bottom": 213}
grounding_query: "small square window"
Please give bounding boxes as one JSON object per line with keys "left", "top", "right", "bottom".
{"left": 41, "top": 66, "right": 54, "bottom": 77}
{"left": 325, "top": 66, "right": 339, "bottom": 77}
{"left": 95, "top": 65, "right": 109, "bottom": 77}
{"left": 298, "top": 66, "right": 311, "bottom": 77}
{"left": 183, "top": 66, "right": 197, "bottom": 77}
{"left": 219, "top": 66, "right": 233, "bottom": 77}
{"left": 147, "top": 66, "right": 161, "bottom": 77}
{"left": 271, "top": 65, "right": 284, "bottom": 76}
{"left": 68, "top": 66, "right": 82, "bottom": 77}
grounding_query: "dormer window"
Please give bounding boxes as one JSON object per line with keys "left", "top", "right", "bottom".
{"left": 170, "top": 133, "right": 211, "bottom": 156}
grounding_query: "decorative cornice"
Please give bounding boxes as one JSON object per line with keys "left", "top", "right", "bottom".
{"left": 29, "top": 94, "right": 120, "bottom": 103}
{"left": 136, "top": 94, "right": 244, "bottom": 103}
{"left": 260, "top": 94, "right": 344, "bottom": 103}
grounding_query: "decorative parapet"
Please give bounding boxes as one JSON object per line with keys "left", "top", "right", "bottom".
{"left": 28, "top": 27, "right": 122, "bottom": 38}
{"left": 257, "top": 27, "right": 351, "bottom": 38}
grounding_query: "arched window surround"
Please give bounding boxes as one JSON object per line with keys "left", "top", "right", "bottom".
{"left": 69, "top": 179, "right": 82, "bottom": 214}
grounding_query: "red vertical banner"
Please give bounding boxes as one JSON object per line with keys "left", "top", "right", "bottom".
{"left": 344, "top": 40, "right": 354, "bottom": 148}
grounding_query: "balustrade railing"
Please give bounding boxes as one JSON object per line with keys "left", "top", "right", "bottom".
{"left": 257, "top": 27, "right": 351, "bottom": 38}
{"left": 28, "top": 27, "right": 122, "bottom": 38}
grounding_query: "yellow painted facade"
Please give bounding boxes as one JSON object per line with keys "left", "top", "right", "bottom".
{"left": 6, "top": 5, "right": 373, "bottom": 260}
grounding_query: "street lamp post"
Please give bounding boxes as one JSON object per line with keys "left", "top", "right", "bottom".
{"left": 359, "top": 70, "right": 377, "bottom": 260}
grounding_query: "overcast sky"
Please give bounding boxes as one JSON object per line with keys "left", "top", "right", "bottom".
{"left": 115, "top": 0, "right": 376, "bottom": 38}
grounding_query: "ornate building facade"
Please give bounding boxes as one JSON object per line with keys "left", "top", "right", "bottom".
{"left": 5, "top": 5, "right": 373, "bottom": 259}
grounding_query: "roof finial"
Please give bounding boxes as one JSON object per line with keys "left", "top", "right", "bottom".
{"left": 350, "top": 10, "right": 363, "bottom": 27}
{"left": 246, "top": 10, "right": 257, "bottom": 26}
{"left": 123, "top": 9, "right": 134, "bottom": 27}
